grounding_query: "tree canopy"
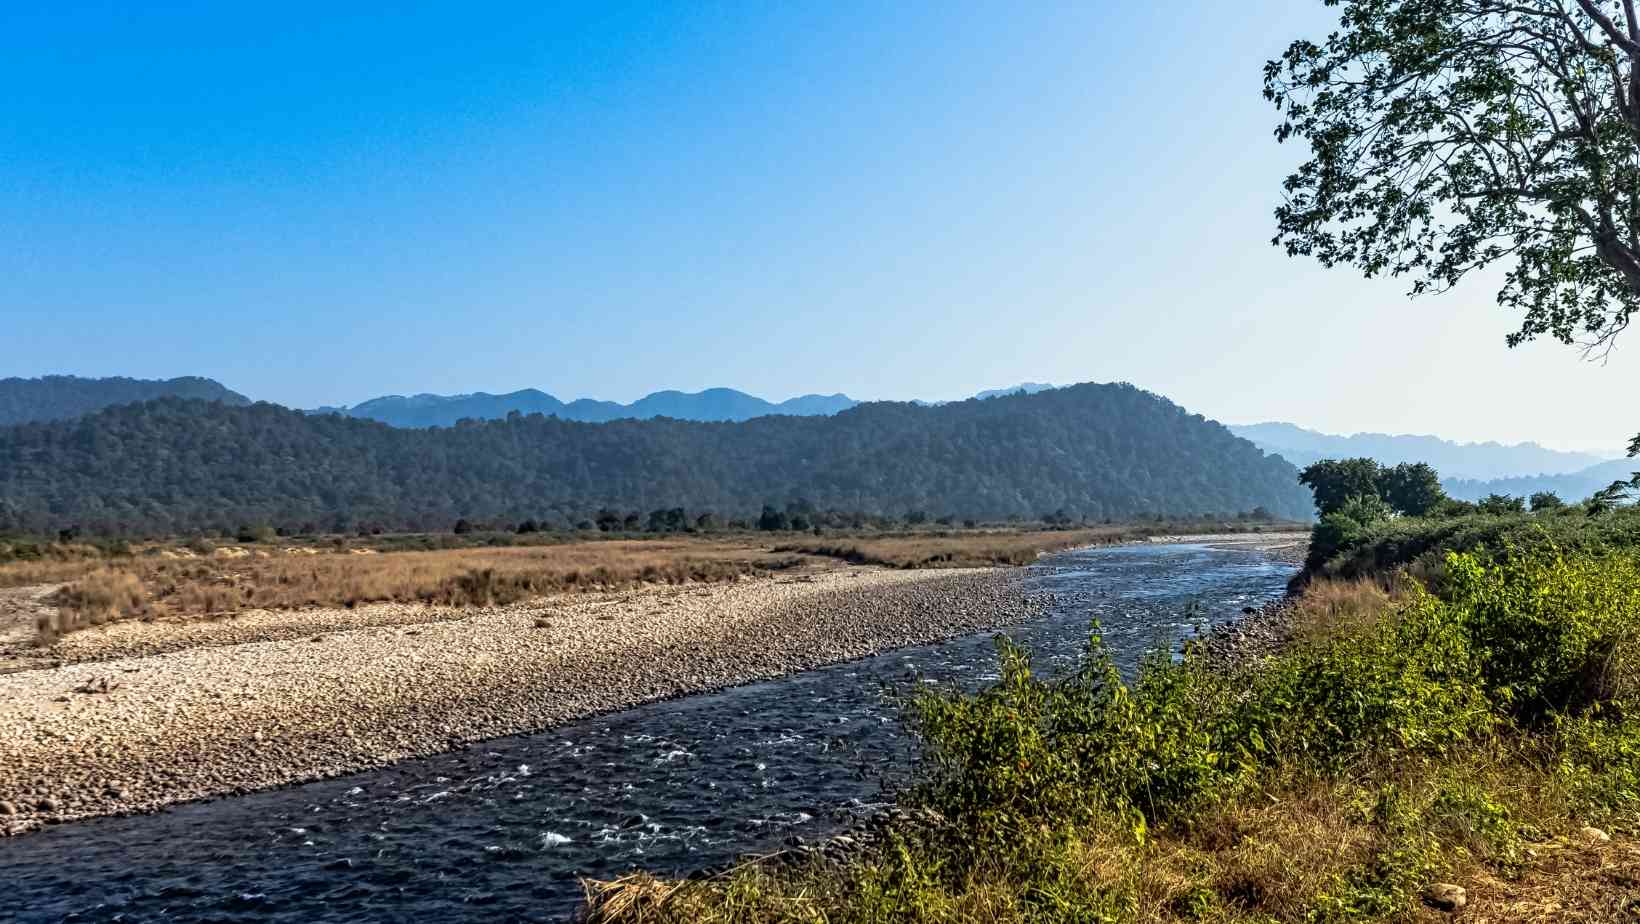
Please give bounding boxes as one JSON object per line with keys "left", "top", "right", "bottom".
{"left": 1299, "top": 458, "right": 1449, "bottom": 517}
{"left": 1269, "top": 0, "right": 1640, "bottom": 504}
{"left": 1267, "top": 0, "right": 1640, "bottom": 352}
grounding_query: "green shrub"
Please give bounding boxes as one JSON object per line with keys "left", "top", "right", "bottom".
{"left": 911, "top": 584, "right": 1494, "bottom": 841}
{"left": 1306, "top": 507, "right": 1640, "bottom": 580}
{"left": 1443, "top": 550, "right": 1640, "bottom": 719}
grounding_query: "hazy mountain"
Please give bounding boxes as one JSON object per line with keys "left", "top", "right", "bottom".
{"left": 319, "top": 384, "right": 1070, "bottom": 427}
{"left": 0, "top": 383, "right": 1314, "bottom": 535}
{"left": 0, "top": 375, "right": 249, "bottom": 426}
{"left": 1229, "top": 421, "right": 1612, "bottom": 481}
{"left": 1442, "top": 459, "right": 1639, "bottom": 503}
{"left": 973, "top": 382, "right": 1058, "bottom": 401}
{"left": 321, "top": 387, "right": 859, "bottom": 427}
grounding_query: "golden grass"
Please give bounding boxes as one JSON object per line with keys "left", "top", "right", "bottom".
{"left": 1283, "top": 574, "right": 1407, "bottom": 646}
{"left": 776, "top": 527, "right": 1150, "bottom": 568}
{"left": 42, "top": 569, "right": 148, "bottom": 642}
{"left": 0, "top": 542, "right": 116, "bottom": 589}
{"left": 38, "top": 539, "right": 802, "bottom": 641}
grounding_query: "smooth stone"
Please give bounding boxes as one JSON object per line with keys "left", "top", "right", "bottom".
{"left": 1425, "top": 883, "right": 1467, "bottom": 912}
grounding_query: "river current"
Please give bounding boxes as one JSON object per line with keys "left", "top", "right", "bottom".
{"left": 5, "top": 542, "right": 1294, "bottom": 923}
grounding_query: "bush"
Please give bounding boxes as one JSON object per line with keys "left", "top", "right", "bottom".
{"left": 45, "top": 569, "right": 147, "bottom": 641}
{"left": 911, "top": 582, "right": 1493, "bottom": 838}
{"left": 1443, "top": 551, "right": 1640, "bottom": 719}
{"left": 1304, "top": 506, "right": 1640, "bottom": 580}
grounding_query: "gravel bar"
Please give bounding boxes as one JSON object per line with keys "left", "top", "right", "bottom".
{"left": 0, "top": 567, "right": 1040, "bottom": 836}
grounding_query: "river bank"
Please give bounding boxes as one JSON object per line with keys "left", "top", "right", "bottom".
{"left": 4, "top": 542, "right": 1300, "bottom": 923}
{"left": 0, "top": 566, "right": 1043, "bottom": 836}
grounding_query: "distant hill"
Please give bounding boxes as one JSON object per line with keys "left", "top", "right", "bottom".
{"left": 1443, "top": 459, "right": 1639, "bottom": 503}
{"left": 317, "top": 387, "right": 859, "bottom": 428}
{"left": 0, "top": 375, "right": 249, "bottom": 426}
{"left": 0, "top": 382, "right": 1314, "bottom": 534}
{"left": 973, "top": 382, "right": 1058, "bottom": 401}
{"left": 315, "top": 383, "right": 1071, "bottom": 427}
{"left": 1229, "top": 421, "right": 1612, "bottom": 481}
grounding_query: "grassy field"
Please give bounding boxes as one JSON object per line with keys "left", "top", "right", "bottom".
{"left": 22, "top": 539, "right": 802, "bottom": 641}
{"left": 579, "top": 545, "right": 1640, "bottom": 923}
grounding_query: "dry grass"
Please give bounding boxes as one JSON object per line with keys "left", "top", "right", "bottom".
{"left": 0, "top": 543, "right": 116, "bottom": 589}
{"left": 777, "top": 527, "right": 1149, "bottom": 569}
{"left": 43, "top": 569, "right": 148, "bottom": 642}
{"left": 35, "top": 539, "right": 803, "bottom": 642}
{"left": 1283, "top": 575, "right": 1405, "bottom": 645}
{"left": 580, "top": 761, "right": 1640, "bottom": 923}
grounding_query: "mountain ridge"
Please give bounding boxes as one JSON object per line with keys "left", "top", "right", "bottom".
{"left": 0, "top": 375, "right": 250, "bottom": 427}
{"left": 0, "top": 383, "right": 1315, "bottom": 534}
{"left": 316, "top": 387, "right": 861, "bottom": 428}
{"left": 1229, "top": 421, "right": 1614, "bottom": 481}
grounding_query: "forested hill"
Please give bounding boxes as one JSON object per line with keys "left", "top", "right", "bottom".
{"left": 0, "top": 375, "right": 249, "bottom": 426}
{"left": 0, "top": 383, "right": 1313, "bottom": 535}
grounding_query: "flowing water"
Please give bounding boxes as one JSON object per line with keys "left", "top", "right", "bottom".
{"left": 4, "top": 542, "right": 1294, "bottom": 923}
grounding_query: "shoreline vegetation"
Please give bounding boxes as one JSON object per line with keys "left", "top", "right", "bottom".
{"left": 579, "top": 506, "right": 1640, "bottom": 923}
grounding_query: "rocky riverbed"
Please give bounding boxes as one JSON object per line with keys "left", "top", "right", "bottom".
{"left": 0, "top": 567, "right": 1042, "bottom": 836}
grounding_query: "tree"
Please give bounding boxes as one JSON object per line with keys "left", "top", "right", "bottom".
{"left": 1336, "top": 492, "right": 1394, "bottom": 525}
{"left": 1591, "top": 434, "right": 1640, "bottom": 510}
{"left": 1268, "top": 1, "right": 1640, "bottom": 355}
{"left": 1529, "top": 491, "right": 1567, "bottom": 512}
{"left": 1478, "top": 493, "right": 1527, "bottom": 515}
{"left": 758, "top": 505, "right": 790, "bottom": 531}
{"left": 1270, "top": 2, "right": 1640, "bottom": 481}
{"left": 1378, "top": 462, "right": 1446, "bottom": 516}
{"left": 1298, "top": 458, "right": 1384, "bottom": 515}
{"left": 452, "top": 518, "right": 474, "bottom": 535}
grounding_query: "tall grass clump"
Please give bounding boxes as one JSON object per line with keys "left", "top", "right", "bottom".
{"left": 42, "top": 569, "right": 148, "bottom": 642}
{"left": 580, "top": 547, "right": 1640, "bottom": 922}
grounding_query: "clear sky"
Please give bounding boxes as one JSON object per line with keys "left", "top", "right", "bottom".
{"left": 4, "top": 1, "right": 1634, "bottom": 451}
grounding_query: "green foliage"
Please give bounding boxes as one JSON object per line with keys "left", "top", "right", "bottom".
{"left": 1335, "top": 492, "right": 1392, "bottom": 525}
{"left": 1378, "top": 462, "right": 1445, "bottom": 517}
{"left": 1266, "top": 1, "right": 1640, "bottom": 353}
{"left": 1299, "top": 458, "right": 1382, "bottom": 516}
{"left": 1443, "top": 551, "right": 1640, "bottom": 719}
{"left": 912, "top": 582, "right": 1494, "bottom": 839}
{"left": 1529, "top": 491, "right": 1565, "bottom": 512}
{"left": 1476, "top": 493, "right": 1525, "bottom": 516}
{"left": 1299, "top": 459, "right": 1446, "bottom": 520}
{"left": 1550, "top": 712, "right": 1640, "bottom": 820}
{"left": 0, "top": 385, "right": 1315, "bottom": 535}
{"left": 1305, "top": 506, "right": 1640, "bottom": 580}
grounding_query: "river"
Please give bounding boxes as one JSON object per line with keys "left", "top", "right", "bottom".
{"left": 4, "top": 542, "right": 1294, "bottom": 923}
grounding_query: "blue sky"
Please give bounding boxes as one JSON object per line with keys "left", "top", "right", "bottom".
{"left": 4, "top": 1, "right": 1634, "bottom": 450}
